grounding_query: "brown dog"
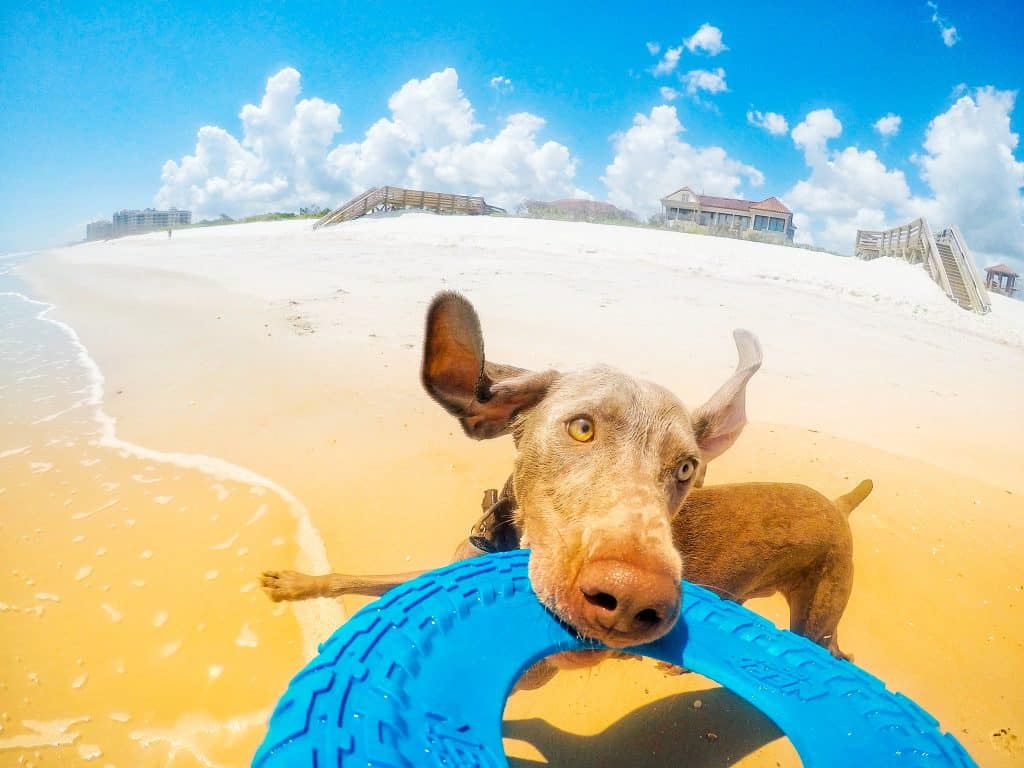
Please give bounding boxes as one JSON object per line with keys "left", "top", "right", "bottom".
{"left": 262, "top": 292, "right": 868, "bottom": 676}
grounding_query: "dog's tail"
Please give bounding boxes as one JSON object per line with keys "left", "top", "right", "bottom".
{"left": 834, "top": 479, "right": 873, "bottom": 516}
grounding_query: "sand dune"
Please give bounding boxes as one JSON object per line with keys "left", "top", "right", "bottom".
{"left": 4, "top": 214, "right": 1023, "bottom": 766}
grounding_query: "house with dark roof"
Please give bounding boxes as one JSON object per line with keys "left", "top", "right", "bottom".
{"left": 659, "top": 186, "right": 795, "bottom": 242}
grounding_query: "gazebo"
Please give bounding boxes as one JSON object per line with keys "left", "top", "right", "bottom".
{"left": 984, "top": 263, "right": 1019, "bottom": 297}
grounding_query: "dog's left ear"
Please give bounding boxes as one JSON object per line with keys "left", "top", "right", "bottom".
{"left": 422, "top": 291, "right": 558, "bottom": 439}
{"left": 691, "top": 330, "right": 762, "bottom": 465}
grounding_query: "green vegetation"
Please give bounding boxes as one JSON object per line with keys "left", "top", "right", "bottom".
{"left": 160, "top": 200, "right": 838, "bottom": 257}
{"left": 641, "top": 214, "right": 843, "bottom": 254}
{"left": 189, "top": 206, "right": 330, "bottom": 228}
{"left": 515, "top": 200, "right": 837, "bottom": 256}
{"left": 516, "top": 199, "right": 642, "bottom": 227}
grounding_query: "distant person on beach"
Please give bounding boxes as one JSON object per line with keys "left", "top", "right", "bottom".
{"left": 168, "top": 228, "right": 172, "bottom": 238}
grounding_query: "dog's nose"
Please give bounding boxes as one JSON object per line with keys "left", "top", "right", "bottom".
{"left": 576, "top": 559, "right": 680, "bottom": 643}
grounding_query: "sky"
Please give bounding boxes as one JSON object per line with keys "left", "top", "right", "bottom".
{"left": 1, "top": 1, "right": 1022, "bottom": 271}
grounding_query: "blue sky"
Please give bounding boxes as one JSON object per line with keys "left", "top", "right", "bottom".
{"left": 2, "top": 1, "right": 1022, "bottom": 267}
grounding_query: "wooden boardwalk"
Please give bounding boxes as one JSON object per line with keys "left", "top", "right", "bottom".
{"left": 855, "top": 218, "right": 991, "bottom": 313}
{"left": 314, "top": 186, "right": 505, "bottom": 229}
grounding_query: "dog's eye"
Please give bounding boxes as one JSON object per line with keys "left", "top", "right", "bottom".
{"left": 566, "top": 417, "right": 595, "bottom": 442}
{"left": 675, "top": 459, "right": 697, "bottom": 483}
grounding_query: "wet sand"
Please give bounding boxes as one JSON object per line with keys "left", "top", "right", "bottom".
{"left": 4, "top": 216, "right": 1023, "bottom": 766}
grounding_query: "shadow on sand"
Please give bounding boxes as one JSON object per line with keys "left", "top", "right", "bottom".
{"left": 505, "top": 686, "right": 793, "bottom": 767}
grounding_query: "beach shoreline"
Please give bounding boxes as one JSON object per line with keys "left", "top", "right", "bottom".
{"left": 6, "top": 215, "right": 1023, "bottom": 765}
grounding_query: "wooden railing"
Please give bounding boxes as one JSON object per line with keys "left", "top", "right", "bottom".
{"left": 315, "top": 186, "right": 505, "bottom": 229}
{"left": 935, "top": 226, "right": 991, "bottom": 313}
{"left": 855, "top": 218, "right": 990, "bottom": 313}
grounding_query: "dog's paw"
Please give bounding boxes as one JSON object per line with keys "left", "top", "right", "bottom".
{"left": 260, "top": 570, "right": 318, "bottom": 601}
{"left": 655, "top": 660, "right": 691, "bottom": 676}
{"left": 825, "top": 639, "right": 854, "bottom": 662}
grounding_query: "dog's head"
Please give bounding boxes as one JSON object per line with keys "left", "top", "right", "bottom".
{"left": 422, "top": 292, "right": 761, "bottom": 648}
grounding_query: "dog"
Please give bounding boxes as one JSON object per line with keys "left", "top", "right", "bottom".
{"left": 262, "top": 292, "right": 868, "bottom": 683}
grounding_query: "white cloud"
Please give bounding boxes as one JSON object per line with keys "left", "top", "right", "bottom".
{"left": 913, "top": 87, "right": 1024, "bottom": 268}
{"left": 791, "top": 108, "right": 843, "bottom": 166}
{"left": 681, "top": 67, "right": 728, "bottom": 97}
{"left": 747, "top": 110, "right": 789, "bottom": 135}
{"left": 874, "top": 113, "right": 902, "bottom": 137}
{"left": 157, "top": 67, "right": 583, "bottom": 218}
{"left": 926, "top": 1, "right": 959, "bottom": 47}
{"left": 660, "top": 86, "right": 680, "bottom": 102}
{"left": 786, "top": 109, "right": 912, "bottom": 250}
{"left": 649, "top": 24, "right": 725, "bottom": 85}
{"left": 601, "top": 105, "right": 764, "bottom": 215}
{"left": 489, "top": 75, "right": 513, "bottom": 94}
{"left": 157, "top": 68, "right": 340, "bottom": 217}
{"left": 386, "top": 69, "right": 480, "bottom": 148}
{"left": 652, "top": 46, "right": 682, "bottom": 76}
{"left": 685, "top": 23, "right": 727, "bottom": 56}
{"left": 786, "top": 90, "right": 1024, "bottom": 270}
{"left": 401, "top": 113, "right": 584, "bottom": 206}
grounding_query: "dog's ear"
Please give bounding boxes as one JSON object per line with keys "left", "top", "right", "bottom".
{"left": 422, "top": 292, "right": 557, "bottom": 439}
{"left": 691, "top": 329, "right": 762, "bottom": 463}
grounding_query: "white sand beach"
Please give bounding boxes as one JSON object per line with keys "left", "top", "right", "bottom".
{"left": 4, "top": 214, "right": 1023, "bottom": 766}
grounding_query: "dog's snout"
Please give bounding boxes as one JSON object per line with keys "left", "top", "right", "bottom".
{"left": 575, "top": 559, "right": 680, "bottom": 644}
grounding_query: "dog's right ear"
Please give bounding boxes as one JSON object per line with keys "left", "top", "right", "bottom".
{"left": 422, "top": 292, "right": 556, "bottom": 440}
{"left": 691, "top": 329, "right": 762, "bottom": 464}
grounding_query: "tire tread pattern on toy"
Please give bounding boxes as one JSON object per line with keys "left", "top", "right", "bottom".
{"left": 252, "top": 550, "right": 975, "bottom": 767}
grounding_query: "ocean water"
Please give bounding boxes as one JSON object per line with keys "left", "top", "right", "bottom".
{"left": 0, "top": 258, "right": 342, "bottom": 767}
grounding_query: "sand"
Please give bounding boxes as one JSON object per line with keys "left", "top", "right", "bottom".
{"left": 2, "top": 214, "right": 1022, "bottom": 766}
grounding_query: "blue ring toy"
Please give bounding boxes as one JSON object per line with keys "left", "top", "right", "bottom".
{"left": 253, "top": 550, "right": 975, "bottom": 767}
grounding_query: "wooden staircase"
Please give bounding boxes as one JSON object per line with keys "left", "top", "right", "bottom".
{"left": 314, "top": 187, "right": 384, "bottom": 228}
{"left": 854, "top": 219, "right": 991, "bottom": 313}
{"left": 935, "top": 240, "right": 972, "bottom": 308}
{"left": 314, "top": 186, "right": 505, "bottom": 230}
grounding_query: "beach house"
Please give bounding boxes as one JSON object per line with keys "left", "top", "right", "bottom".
{"left": 659, "top": 186, "right": 795, "bottom": 243}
